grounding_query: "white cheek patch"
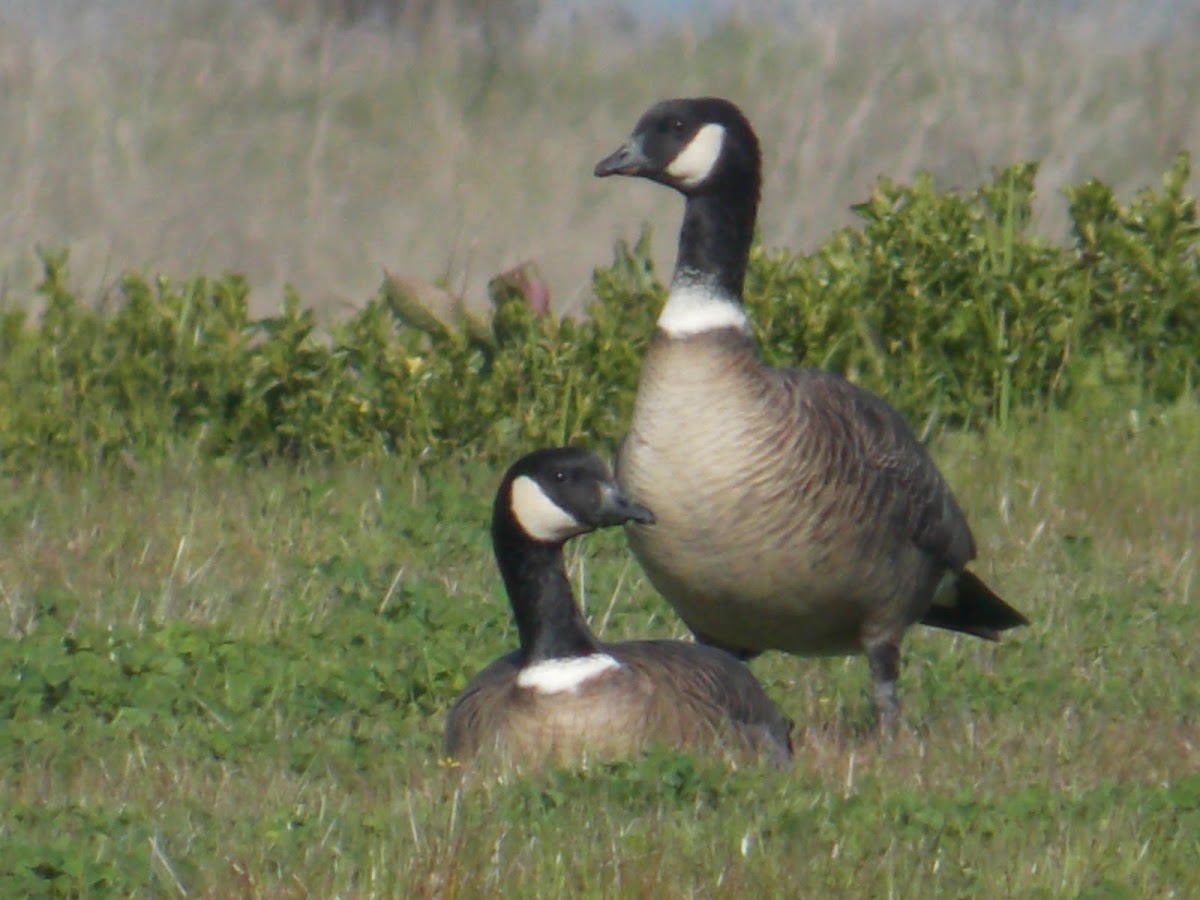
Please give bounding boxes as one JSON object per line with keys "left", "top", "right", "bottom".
{"left": 657, "top": 282, "right": 750, "bottom": 338}
{"left": 516, "top": 653, "right": 621, "bottom": 693}
{"left": 665, "top": 123, "right": 726, "bottom": 188}
{"left": 510, "top": 475, "right": 583, "bottom": 542}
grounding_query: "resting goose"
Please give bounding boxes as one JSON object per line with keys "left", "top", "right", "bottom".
{"left": 594, "top": 97, "right": 1028, "bottom": 729}
{"left": 443, "top": 447, "right": 792, "bottom": 767}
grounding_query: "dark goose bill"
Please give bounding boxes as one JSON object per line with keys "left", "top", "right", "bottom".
{"left": 594, "top": 137, "right": 650, "bottom": 178}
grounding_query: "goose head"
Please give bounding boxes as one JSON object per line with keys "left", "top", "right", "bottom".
{"left": 594, "top": 97, "right": 761, "bottom": 197}
{"left": 499, "top": 447, "right": 656, "bottom": 546}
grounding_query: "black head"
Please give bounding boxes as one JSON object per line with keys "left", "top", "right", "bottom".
{"left": 496, "top": 448, "right": 655, "bottom": 546}
{"left": 594, "top": 97, "right": 761, "bottom": 196}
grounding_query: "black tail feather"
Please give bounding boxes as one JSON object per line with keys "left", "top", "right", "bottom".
{"left": 920, "top": 570, "right": 1029, "bottom": 641}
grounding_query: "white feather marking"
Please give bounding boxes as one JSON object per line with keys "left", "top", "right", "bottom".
{"left": 516, "top": 653, "right": 621, "bottom": 693}
{"left": 657, "top": 282, "right": 750, "bottom": 338}
{"left": 510, "top": 475, "right": 582, "bottom": 542}
{"left": 665, "top": 123, "right": 726, "bottom": 188}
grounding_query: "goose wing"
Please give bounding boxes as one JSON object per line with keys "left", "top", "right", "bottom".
{"left": 613, "top": 640, "right": 793, "bottom": 763}
{"left": 782, "top": 368, "right": 977, "bottom": 570}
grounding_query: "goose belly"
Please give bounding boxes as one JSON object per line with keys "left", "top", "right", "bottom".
{"left": 618, "top": 358, "right": 930, "bottom": 655}
{"left": 623, "top": 477, "right": 876, "bottom": 655}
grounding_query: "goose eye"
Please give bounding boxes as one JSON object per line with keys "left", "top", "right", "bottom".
{"left": 670, "top": 118, "right": 685, "bottom": 133}
{"left": 553, "top": 470, "right": 566, "bottom": 483}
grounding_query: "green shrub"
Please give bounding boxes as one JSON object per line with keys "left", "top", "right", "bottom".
{"left": 1064, "top": 154, "right": 1200, "bottom": 400}
{"left": 748, "top": 155, "right": 1197, "bottom": 429}
{"left": 0, "top": 160, "right": 1196, "bottom": 474}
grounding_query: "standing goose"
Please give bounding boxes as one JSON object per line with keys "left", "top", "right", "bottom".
{"left": 594, "top": 97, "right": 1028, "bottom": 729}
{"left": 443, "top": 447, "right": 792, "bottom": 768}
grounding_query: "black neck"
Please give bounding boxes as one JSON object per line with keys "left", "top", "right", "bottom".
{"left": 492, "top": 520, "right": 602, "bottom": 663}
{"left": 672, "top": 183, "right": 758, "bottom": 299}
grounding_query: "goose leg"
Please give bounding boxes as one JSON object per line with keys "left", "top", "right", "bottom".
{"left": 866, "top": 641, "right": 901, "bottom": 732}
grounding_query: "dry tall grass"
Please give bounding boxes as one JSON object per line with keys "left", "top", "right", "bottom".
{"left": 1, "top": 0, "right": 1197, "bottom": 316}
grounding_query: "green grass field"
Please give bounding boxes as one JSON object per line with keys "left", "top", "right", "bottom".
{"left": 2, "top": 390, "right": 1196, "bottom": 896}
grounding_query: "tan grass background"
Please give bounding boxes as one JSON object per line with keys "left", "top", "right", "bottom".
{"left": 1, "top": 0, "right": 1196, "bottom": 317}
